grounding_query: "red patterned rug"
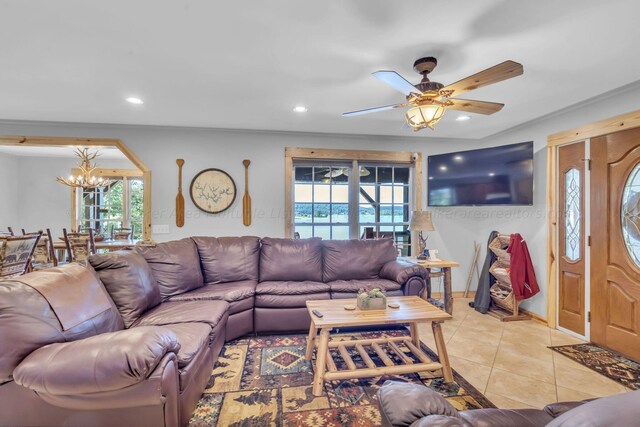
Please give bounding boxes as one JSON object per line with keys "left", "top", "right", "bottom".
{"left": 189, "top": 329, "right": 494, "bottom": 426}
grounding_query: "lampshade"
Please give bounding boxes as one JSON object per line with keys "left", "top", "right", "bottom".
{"left": 405, "top": 105, "right": 446, "bottom": 131}
{"left": 409, "top": 210, "right": 435, "bottom": 232}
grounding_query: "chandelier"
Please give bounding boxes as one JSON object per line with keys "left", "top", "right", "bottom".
{"left": 56, "top": 148, "right": 116, "bottom": 189}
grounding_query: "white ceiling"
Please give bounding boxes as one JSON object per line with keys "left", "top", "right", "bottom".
{"left": 1, "top": 0, "right": 639, "bottom": 139}
{"left": 0, "top": 145, "right": 127, "bottom": 159}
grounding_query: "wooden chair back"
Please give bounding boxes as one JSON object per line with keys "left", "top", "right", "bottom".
{"left": 23, "top": 229, "right": 57, "bottom": 267}
{"left": 0, "top": 234, "right": 41, "bottom": 277}
{"left": 63, "top": 228, "right": 96, "bottom": 262}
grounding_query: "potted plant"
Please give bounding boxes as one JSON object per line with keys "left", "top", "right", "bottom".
{"left": 357, "top": 286, "right": 387, "bottom": 310}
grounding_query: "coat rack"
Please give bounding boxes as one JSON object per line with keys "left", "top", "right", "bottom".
{"left": 487, "top": 234, "right": 531, "bottom": 321}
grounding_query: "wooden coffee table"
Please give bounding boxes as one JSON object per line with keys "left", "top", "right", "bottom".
{"left": 305, "top": 296, "right": 453, "bottom": 396}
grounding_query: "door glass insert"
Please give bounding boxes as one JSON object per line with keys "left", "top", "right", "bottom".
{"left": 621, "top": 163, "right": 640, "bottom": 267}
{"left": 565, "top": 168, "right": 581, "bottom": 261}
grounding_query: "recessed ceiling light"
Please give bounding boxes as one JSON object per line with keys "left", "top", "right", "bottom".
{"left": 428, "top": 176, "right": 433, "bottom": 180}
{"left": 439, "top": 165, "right": 448, "bottom": 171}
{"left": 456, "top": 115, "right": 471, "bottom": 122}
{"left": 293, "top": 105, "right": 308, "bottom": 113}
{"left": 488, "top": 172, "right": 495, "bottom": 176}
{"left": 453, "top": 155, "right": 463, "bottom": 162}
{"left": 126, "top": 97, "right": 144, "bottom": 105}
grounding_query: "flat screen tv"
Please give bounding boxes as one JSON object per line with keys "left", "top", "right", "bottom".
{"left": 428, "top": 141, "right": 533, "bottom": 206}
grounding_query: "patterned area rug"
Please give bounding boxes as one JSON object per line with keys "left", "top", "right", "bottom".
{"left": 189, "top": 329, "right": 494, "bottom": 426}
{"left": 550, "top": 343, "right": 640, "bottom": 390}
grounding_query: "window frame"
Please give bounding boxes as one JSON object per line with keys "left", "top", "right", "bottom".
{"left": 285, "top": 148, "right": 422, "bottom": 250}
{"left": 71, "top": 168, "right": 145, "bottom": 238}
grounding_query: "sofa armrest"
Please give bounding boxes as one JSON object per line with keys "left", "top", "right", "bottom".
{"left": 14, "top": 326, "right": 180, "bottom": 395}
{"left": 378, "top": 381, "right": 460, "bottom": 427}
{"left": 410, "top": 416, "right": 468, "bottom": 427}
{"left": 380, "top": 259, "right": 427, "bottom": 285}
{"left": 543, "top": 400, "right": 591, "bottom": 418}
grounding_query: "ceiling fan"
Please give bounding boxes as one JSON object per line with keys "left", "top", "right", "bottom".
{"left": 343, "top": 57, "right": 523, "bottom": 131}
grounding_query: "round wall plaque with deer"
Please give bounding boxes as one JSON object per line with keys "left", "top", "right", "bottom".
{"left": 189, "top": 168, "right": 237, "bottom": 214}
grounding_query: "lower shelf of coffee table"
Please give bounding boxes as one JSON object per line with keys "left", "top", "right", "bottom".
{"left": 320, "top": 336, "right": 443, "bottom": 381}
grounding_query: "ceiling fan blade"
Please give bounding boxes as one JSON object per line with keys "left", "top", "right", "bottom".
{"left": 441, "top": 60, "right": 523, "bottom": 97}
{"left": 448, "top": 98, "right": 504, "bottom": 115}
{"left": 372, "top": 70, "right": 422, "bottom": 96}
{"left": 342, "top": 103, "right": 406, "bottom": 116}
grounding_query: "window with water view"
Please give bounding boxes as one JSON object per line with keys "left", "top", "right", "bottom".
{"left": 293, "top": 164, "right": 412, "bottom": 254}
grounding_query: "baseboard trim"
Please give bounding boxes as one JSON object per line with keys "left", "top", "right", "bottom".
{"left": 438, "top": 292, "right": 549, "bottom": 326}
{"left": 431, "top": 291, "right": 476, "bottom": 299}
{"left": 518, "top": 307, "right": 548, "bottom": 325}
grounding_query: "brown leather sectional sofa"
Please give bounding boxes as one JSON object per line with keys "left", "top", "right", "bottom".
{"left": 377, "top": 381, "right": 640, "bottom": 426}
{"left": 0, "top": 236, "right": 426, "bottom": 427}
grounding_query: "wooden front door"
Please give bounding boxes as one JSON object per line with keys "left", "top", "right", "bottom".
{"left": 558, "top": 141, "right": 586, "bottom": 335}
{"left": 592, "top": 127, "right": 640, "bottom": 360}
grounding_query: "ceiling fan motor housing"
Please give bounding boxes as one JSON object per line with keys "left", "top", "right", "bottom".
{"left": 414, "top": 57, "right": 438, "bottom": 75}
{"left": 413, "top": 56, "right": 443, "bottom": 93}
{"left": 414, "top": 81, "right": 444, "bottom": 94}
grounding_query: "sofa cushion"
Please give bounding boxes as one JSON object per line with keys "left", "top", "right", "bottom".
{"left": 546, "top": 390, "right": 640, "bottom": 427}
{"left": 192, "top": 236, "right": 260, "bottom": 283}
{"left": 332, "top": 289, "right": 403, "bottom": 299}
{"left": 260, "top": 237, "right": 323, "bottom": 282}
{"left": 168, "top": 281, "right": 256, "bottom": 303}
{"left": 89, "top": 251, "right": 161, "bottom": 328}
{"left": 255, "top": 292, "right": 330, "bottom": 308}
{"left": 136, "top": 238, "right": 204, "bottom": 300}
{"left": 328, "top": 278, "right": 402, "bottom": 294}
{"left": 133, "top": 300, "right": 229, "bottom": 330}
{"left": 164, "top": 323, "right": 212, "bottom": 368}
{"left": 256, "top": 280, "right": 329, "bottom": 295}
{"left": 0, "top": 264, "right": 123, "bottom": 384}
{"left": 322, "top": 239, "right": 397, "bottom": 282}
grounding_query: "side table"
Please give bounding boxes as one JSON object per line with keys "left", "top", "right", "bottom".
{"left": 401, "top": 257, "right": 459, "bottom": 315}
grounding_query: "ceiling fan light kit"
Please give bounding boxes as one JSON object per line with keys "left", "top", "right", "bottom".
{"left": 405, "top": 103, "right": 448, "bottom": 131}
{"left": 343, "top": 56, "right": 523, "bottom": 131}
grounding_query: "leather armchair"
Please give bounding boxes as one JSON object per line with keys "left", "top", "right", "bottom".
{"left": 377, "top": 381, "right": 640, "bottom": 427}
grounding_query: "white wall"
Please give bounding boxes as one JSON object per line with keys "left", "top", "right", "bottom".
{"left": 0, "top": 152, "right": 19, "bottom": 228}
{"left": 1, "top": 81, "right": 639, "bottom": 318}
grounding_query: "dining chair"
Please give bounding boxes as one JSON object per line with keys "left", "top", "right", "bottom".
{"left": 63, "top": 228, "right": 96, "bottom": 262}
{"left": 6, "top": 227, "right": 15, "bottom": 236}
{"left": 0, "top": 234, "right": 41, "bottom": 278}
{"left": 111, "top": 223, "right": 134, "bottom": 240}
{"left": 23, "top": 229, "right": 58, "bottom": 269}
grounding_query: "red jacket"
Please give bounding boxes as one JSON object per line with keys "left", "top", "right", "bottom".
{"left": 507, "top": 233, "right": 540, "bottom": 301}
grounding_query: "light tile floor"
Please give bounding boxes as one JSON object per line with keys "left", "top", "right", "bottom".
{"left": 417, "top": 298, "right": 631, "bottom": 409}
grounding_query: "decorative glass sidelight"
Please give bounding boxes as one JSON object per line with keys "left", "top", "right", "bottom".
{"left": 622, "top": 163, "right": 640, "bottom": 267}
{"left": 565, "top": 168, "right": 581, "bottom": 261}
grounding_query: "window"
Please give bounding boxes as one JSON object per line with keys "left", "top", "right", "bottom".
{"left": 564, "top": 168, "right": 580, "bottom": 261}
{"left": 294, "top": 166, "right": 350, "bottom": 239}
{"left": 359, "top": 165, "right": 411, "bottom": 253}
{"left": 622, "top": 162, "right": 640, "bottom": 267}
{"left": 77, "top": 176, "right": 144, "bottom": 239}
{"left": 289, "top": 149, "right": 419, "bottom": 256}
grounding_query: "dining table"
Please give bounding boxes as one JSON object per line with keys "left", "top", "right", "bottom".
{"left": 53, "top": 238, "right": 141, "bottom": 261}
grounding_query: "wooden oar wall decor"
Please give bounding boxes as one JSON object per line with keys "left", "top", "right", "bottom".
{"left": 242, "top": 160, "right": 251, "bottom": 226}
{"left": 176, "top": 159, "right": 185, "bottom": 227}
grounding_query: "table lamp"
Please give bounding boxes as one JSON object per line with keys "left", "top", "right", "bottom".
{"left": 409, "top": 210, "right": 435, "bottom": 258}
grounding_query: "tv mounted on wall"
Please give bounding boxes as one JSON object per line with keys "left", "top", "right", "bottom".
{"left": 427, "top": 141, "right": 534, "bottom": 206}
